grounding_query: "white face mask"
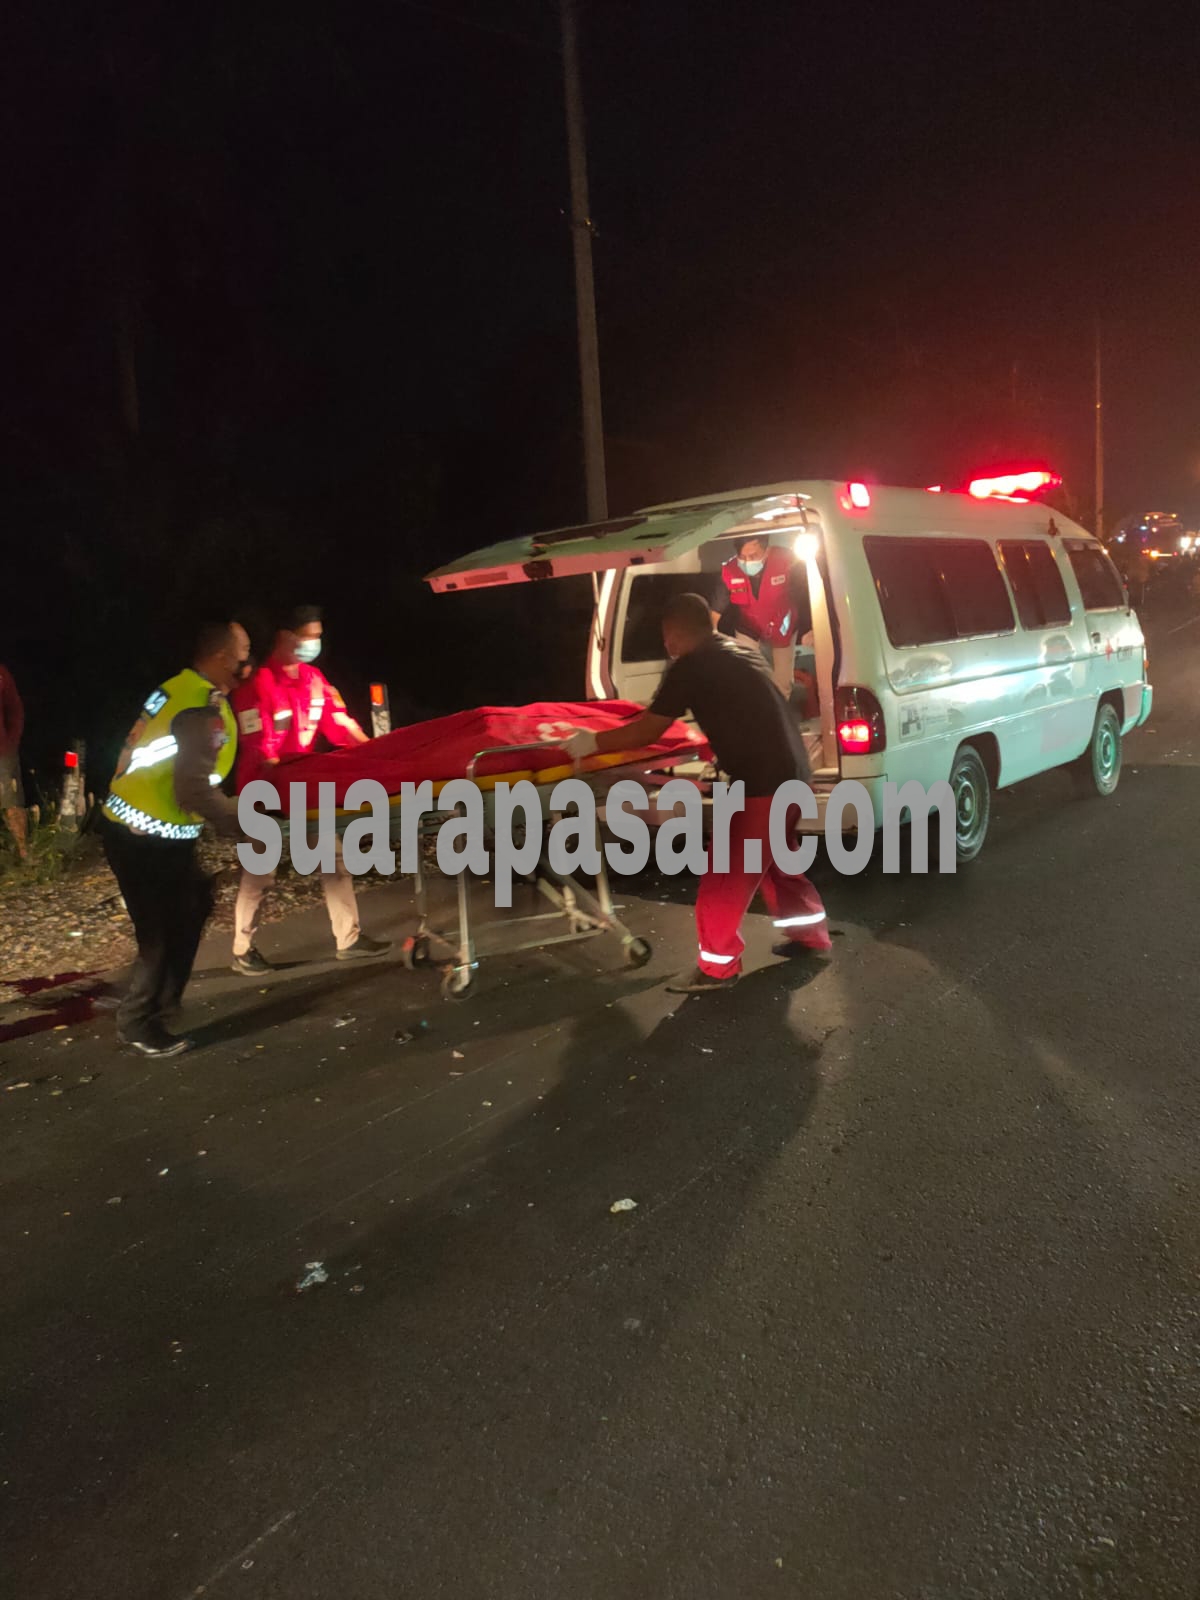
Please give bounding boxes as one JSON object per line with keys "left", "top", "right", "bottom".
{"left": 295, "top": 638, "right": 322, "bottom": 664}
{"left": 738, "top": 557, "right": 765, "bottom": 577}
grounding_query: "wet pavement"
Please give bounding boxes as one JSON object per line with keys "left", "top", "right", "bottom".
{"left": 2, "top": 612, "right": 1199, "bottom": 1599}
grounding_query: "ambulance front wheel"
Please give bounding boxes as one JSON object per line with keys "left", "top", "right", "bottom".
{"left": 624, "top": 937, "right": 652, "bottom": 969}
{"left": 442, "top": 966, "right": 475, "bottom": 1001}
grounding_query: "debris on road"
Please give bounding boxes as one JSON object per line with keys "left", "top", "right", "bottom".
{"left": 333, "top": 1015, "right": 356, "bottom": 1029}
{"left": 610, "top": 1197, "right": 638, "bottom": 1214}
{"left": 106, "top": 1195, "right": 123, "bottom": 1206}
{"left": 452, "top": 1050, "right": 464, "bottom": 1060}
{"left": 295, "top": 1261, "right": 329, "bottom": 1292}
{"left": 5, "top": 1081, "right": 31, "bottom": 1091}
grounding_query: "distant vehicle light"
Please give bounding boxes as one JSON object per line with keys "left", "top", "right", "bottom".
{"left": 926, "top": 484, "right": 943, "bottom": 493}
{"left": 1181, "top": 535, "right": 1193, "bottom": 551}
{"left": 793, "top": 531, "right": 820, "bottom": 562}
{"left": 64, "top": 751, "right": 79, "bottom": 770}
{"left": 967, "top": 468, "right": 1062, "bottom": 503}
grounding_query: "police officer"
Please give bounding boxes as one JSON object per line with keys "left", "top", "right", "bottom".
{"left": 101, "top": 621, "right": 248, "bottom": 1056}
{"left": 711, "top": 536, "right": 809, "bottom": 696}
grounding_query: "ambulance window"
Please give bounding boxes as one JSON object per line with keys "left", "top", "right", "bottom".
{"left": 936, "top": 542, "right": 1015, "bottom": 636}
{"left": 1065, "top": 541, "right": 1126, "bottom": 611}
{"left": 999, "top": 541, "right": 1072, "bottom": 628}
{"left": 620, "top": 573, "right": 708, "bottom": 663}
{"left": 864, "top": 537, "right": 1012, "bottom": 646}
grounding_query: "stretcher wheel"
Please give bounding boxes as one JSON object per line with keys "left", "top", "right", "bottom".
{"left": 441, "top": 967, "right": 475, "bottom": 1001}
{"left": 401, "top": 935, "right": 432, "bottom": 970}
{"left": 624, "top": 937, "right": 652, "bottom": 969}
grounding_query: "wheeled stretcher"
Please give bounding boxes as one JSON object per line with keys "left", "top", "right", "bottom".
{"left": 276, "top": 702, "right": 711, "bottom": 1000}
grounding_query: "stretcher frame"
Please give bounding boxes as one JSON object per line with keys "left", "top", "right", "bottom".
{"left": 308, "top": 739, "right": 699, "bottom": 1001}
{"left": 399, "top": 744, "right": 653, "bottom": 999}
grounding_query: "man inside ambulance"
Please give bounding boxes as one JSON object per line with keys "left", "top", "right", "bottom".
{"left": 710, "top": 536, "right": 811, "bottom": 701}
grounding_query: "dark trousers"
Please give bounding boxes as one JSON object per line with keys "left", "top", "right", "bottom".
{"left": 102, "top": 820, "right": 214, "bottom": 1040}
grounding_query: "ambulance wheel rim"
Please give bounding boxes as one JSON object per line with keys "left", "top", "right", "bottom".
{"left": 950, "top": 747, "right": 990, "bottom": 862}
{"left": 1094, "top": 711, "right": 1121, "bottom": 793}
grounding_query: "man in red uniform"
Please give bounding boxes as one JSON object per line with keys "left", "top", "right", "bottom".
{"left": 553, "top": 592, "right": 830, "bottom": 992}
{"left": 230, "top": 605, "right": 391, "bottom": 974}
{"left": 712, "top": 535, "right": 809, "bottom": 696}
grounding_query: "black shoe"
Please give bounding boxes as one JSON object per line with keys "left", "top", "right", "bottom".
{"left": 336, "top": 934, "right": 392, "bottom": 962}
{"left": 119, "top": 1030, "right": 193, "bottom": 1058}
{"left": 665, "top": 966, "right": 740, "bottom": 994}
{"left": 771, "top": 942, "right": 833, "bottom": 963}
{"left": 232, "top": 947, "right": 275, "bottom": 977}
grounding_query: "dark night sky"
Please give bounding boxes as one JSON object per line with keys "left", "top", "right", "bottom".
{"left": 2, "top": 0, "right": 1198, "bottom": 775}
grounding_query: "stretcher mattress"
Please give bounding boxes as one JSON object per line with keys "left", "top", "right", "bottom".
{"left": 271, "top": 701, "right": 711, "bottom": 809}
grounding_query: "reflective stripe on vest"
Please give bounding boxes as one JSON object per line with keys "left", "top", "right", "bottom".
{"left": 102, "top": 793, "right": 203, "bottom": 841}
{"left": 103, "top": 667, "right": 236, "bottom": 836}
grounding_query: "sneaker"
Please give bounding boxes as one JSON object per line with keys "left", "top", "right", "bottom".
{"left": 771, "top": 941, "right": 833, "bottom": 963}
{"left": 119, "top": 1030, "right": 193, "bottom": 1059}
{"left": 335, "top": 934, "right": 393, "bottom": 962}
{"left": 665, "top": 966, "right": 740, "bottom": 994}
{"left": 232, "top": 947, "right": 275, "bottom": 977}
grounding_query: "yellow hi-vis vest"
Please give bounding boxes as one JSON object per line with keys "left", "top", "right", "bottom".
{"left": 103, "top": 668, "right": 237, "bottom": 840}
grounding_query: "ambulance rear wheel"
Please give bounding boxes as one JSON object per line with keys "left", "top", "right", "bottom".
{"left": 441, "top": 967, "right": 475, "bottom": 1001}
{"left": 1074, "top": 702, "right": 1122, "bottom": 798}
{"left": 624, "top": 937, "right": 652, "bottom": 969}
{"left": 948, "top": 745, "right": 991, "bottom": 865}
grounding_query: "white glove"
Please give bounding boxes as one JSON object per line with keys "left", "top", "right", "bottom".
{"left": 559, "top": 727, "right": 598, "bottom": 760}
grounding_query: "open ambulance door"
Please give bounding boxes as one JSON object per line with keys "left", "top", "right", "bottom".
{"left": 424, "top": 498, "right": 783, "bottom": 594}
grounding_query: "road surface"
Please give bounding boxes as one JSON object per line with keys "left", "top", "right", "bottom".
{"left": 2, "top": 611, "right": 1199, "bottom": 1599}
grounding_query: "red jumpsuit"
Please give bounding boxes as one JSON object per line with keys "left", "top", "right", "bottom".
{"left": 231, "top": 658, "right": 367, "bottom": 957}
{"left": 233, "top": 659, "right": 365, "bottom": 788}
{"left": 719, "top": 547, "right": 799, "bottom": 646}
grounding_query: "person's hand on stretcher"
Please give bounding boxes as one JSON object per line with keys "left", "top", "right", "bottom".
{"left": 550, "top": 712, "right": 672, "bottom": 763}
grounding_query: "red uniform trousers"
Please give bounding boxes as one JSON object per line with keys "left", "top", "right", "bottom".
{"left": 695, "top": 795, "right": 829, "bottom": 978}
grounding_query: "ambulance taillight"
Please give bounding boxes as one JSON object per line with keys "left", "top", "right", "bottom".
{"left": 834, "top": 687, "right": 886, "bottom": 755}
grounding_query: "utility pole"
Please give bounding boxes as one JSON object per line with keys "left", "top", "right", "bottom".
{"left": 560, "top": 0, "right": 608, "bottom": 522}
{"left": 1094, "top": 321, "right": 1104, "bottom": 542}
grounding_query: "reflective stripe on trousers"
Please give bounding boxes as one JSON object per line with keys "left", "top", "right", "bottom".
{"left": 694, "top": 795, "right": 830, "bottom": 978}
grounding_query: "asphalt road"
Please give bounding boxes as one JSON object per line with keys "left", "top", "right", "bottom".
{"left": 3, "top": 610, "right": 1199, "bottom": 1600}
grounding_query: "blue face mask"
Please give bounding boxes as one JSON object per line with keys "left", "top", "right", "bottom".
{"left": 295, "top": 638, "right": 322, "bottom": 664}
{"left": 738, "top": 558, "right": 765, "bottom": 577}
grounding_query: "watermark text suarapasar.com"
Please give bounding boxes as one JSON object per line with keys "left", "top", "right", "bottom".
{"left": 237, "top": 778, "right": 958, "bottom": 901}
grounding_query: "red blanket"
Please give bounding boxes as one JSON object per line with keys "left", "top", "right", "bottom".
{"left": 268, "top": 701, "right": 709, "bottom": 807}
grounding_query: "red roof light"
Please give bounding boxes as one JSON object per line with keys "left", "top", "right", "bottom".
{"left": 967, "top": 469, "right": 1061, "bottom": 503}
{"left": 839, "top": 482, "right": 872, "bottom": 511}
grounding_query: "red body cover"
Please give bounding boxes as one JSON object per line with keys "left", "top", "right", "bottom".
{"left": 264, "top": 701, "right": 709, "bottom": 808}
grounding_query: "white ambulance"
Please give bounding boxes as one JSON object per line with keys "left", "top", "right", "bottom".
{"left": 428, "top": 479, "right": 1152, "bottom": 863}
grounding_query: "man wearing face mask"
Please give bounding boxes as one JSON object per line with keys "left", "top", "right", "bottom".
{"left": 712, "top": 536, "right": 809, "bottom": 697}
{"left": 230, "top": 604, "right": 391, "bottom": 974}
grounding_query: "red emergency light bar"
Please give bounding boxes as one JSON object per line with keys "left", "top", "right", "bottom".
{"left": 967, "top": 469, "right": 1062, "bottom": 503}
{"left": 369, "top": 683, "right": 386, "bottom": 707}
